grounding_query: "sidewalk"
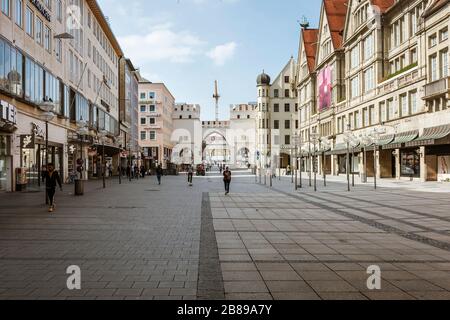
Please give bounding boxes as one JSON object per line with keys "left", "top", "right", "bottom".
{"left": 274, "top": 172, "right": 450, "bottom": 193}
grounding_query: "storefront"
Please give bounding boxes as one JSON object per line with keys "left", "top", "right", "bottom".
{"left": 16, "top": 113, "right": 67, "bottom": 191}
{"left": 0, "top": 99, "right": 17, "bottom": 192}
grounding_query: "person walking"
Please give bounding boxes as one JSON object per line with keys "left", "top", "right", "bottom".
{"left": 156, "top": 165, "right": 163, "bottom": 185}
{"left": 223, "top": 166, "right": 232, "bottom": 195}
{"left": 44, "top": 163, "right": 62, "bottom": 213}
{"left": 187, "top": 165, "right": 194, "bottom": 186}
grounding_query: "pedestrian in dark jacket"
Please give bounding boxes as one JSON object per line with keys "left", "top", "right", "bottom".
{"left": 156, "top": 165, "right": 163, "bottom": 185}
{"left": 223, "top": 167, "right": 232, "bottom": 195}
{"left": 44, "top": 163, "right": 62, "bottom": 213}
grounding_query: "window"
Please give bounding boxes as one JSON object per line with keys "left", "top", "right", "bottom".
{"left": 274, "top": 89, "right": 279, "bottom": 98}
{"left": 273, "top": 104, "right": 279, "bottom": 112}
{"left": 440, "top": 28, "right": 448, "bottom": 42}
{"left": 140, "top": 118, "right": 146, "bottom": 125}
{"left": 364, "top": 67, "right": 374, "bottom": 92}
{"left": 429, "top": 34, "right": 437, "bottom": 48}
{"left": 363, "top": 33, "right": 374, "bottom": 61}
{"left": 56, "top": 0, "right": 62, "bottom": 22}
{"left": 284, "top": 89, "right": 290, "bottom": 98}
{"left": 380, "top": 101, "right": 387, "bottom": 122}
{"left": 274, "top": 120, "right": 279, "bottom": 129}
{"left": 351, "top": 76, "right": 360, "bottom": 98}
{"left": 441, "top": 50, "right": 448, "bottom": 78}
{"left": 285, "top": 135, "right": 291, "bottom": 145}
{"left": 149, "top": 92, "right": 155, "bottom": 99}
{"left": 410, "top": 91, "right": 418, "bottom": 114}
{"left": 400, "top": 94, "right": 409, "bottom": 117}
{"left": 363, "top": 108, "right": 369, "bottom": 127}
{"left": 149, "top": 131, "right": 156, "bottom": 140}
{"left": 140, "top": 105, "right": 146, "bottom": 112}
{"left": 410, "top": 48, "right": 418, "bottom": 64}
{"left": 370, "top": 105, "right": 377, "bottom": 125}
{"left": 387, "top": 98, "right": 396, "bottom": 120}
{"left": 140, "top": 131, "right": 146, "bottom": 140}
{"left": 284, "top": 104, "right": 290, "bottom": 112}
{"left": 430, "top": 54, "right": 438, "bottom": 81}
{"left": 0, "top": 38, "right": 23, "bottom": 97}
{"left": 1, "top": 0, "right": 10, "bottom": 16}
{"left": 284, "top": 76, "right": 290, "bottom": 83}
{"left": 149, "top": 118, "right": 156, "bottom": 125}
{"left": 351, "top": 45, "right": 360, "bottom": 69}
{"left": 25, "top": 6, "right": 33, "bottom": 36}
{"left": 285, "top": 120, "right": 290, "bottom": 129}
{"left": 355, "top": 111, "right": 361, "bottom": 129}
{"left": 15, "top": 0, "right": 22, "bottom": 27}
{"left": 410, "top": 10, "right": 417, "bottom": 36}
{"left": 149, "top": 105, "right": 156, "bottom": 112}
{"left": 44, "top": 26, "right": 51, "bottom": 52}
{"left": 140, "top": 92, "right": 146, "bottom": 100}
{"left": 35, "top": 17, "right": 43, "bottom": 45}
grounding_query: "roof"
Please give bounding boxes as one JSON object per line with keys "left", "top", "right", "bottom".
{"left": 302, "top": 29, "right": 319, "bottom": 72}
{"left": 370, "top": 0, "right": 395, "bottom": 13}
{"left": 323, "top": 0, "right": 349, "bottom": 49}
{"left": 86, "top": 0, "right": 124, "bottom": 57}
{"left": 423, "top": 0, "right": 449, "bottom": 17}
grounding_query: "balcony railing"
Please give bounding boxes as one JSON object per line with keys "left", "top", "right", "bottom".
{"left": 423, "top": 77, "right": 450, "bottom": 100}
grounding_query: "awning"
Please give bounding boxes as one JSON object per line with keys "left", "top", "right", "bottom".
{"left": 377, "top": 134, "right": 395, "bottom": 147}
{"left": 405, "top": 125, "right": 450, "bottom": 147}
{"left": 383, "top": 130, "right": 419, "bottom": 150}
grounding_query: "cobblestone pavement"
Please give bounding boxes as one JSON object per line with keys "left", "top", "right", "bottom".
{"left": 0, "top": 173, "right": 266, "bottom": 300}
{"left": 1, "top": 171, "right": 450, "bottom": 300}
{"left": 212, "top": 175, "right": 450, "bottom": 300}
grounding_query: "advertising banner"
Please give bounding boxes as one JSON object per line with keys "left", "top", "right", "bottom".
{"left": 318, "top": 66, "right": 332, "bottom": 112}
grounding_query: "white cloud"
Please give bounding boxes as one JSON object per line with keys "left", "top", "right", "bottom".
{"left": 206, "top": 42, "right": 237, "bottom": 66}
{"left": 118, "top": 26, "right": 206, "bottom": 64}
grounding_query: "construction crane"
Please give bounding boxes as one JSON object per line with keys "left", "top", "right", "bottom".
{"left": 213, "top": 80, "right": 220, "bottom": 121}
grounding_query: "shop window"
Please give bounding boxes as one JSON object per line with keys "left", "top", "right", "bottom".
{"left": 401, "top": 150, "right": 420, "bottom": 178}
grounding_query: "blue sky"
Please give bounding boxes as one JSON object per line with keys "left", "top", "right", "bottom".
{"left": 98, "top": 0, "right": 321, "bottom": 120}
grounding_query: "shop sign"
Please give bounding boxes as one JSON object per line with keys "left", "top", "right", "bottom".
{"left": 30, "top": 0, "right": 51, "bottom": 22}
{"left": 0, "top": 100, "right": 17, "bottom": 125}
{"left": 20, "top": 135, "right": 35, "bottom": 149}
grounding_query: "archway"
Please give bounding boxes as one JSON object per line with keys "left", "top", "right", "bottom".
{"left": 202, "top": 131, "right": 231, "bottom": 165}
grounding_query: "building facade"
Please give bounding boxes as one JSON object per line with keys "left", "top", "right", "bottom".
{"left": 295, "top": 0, "right": 449, "bottom": 183}
{"left": 138, "top": 79, "right": 175, "bottom": 170}
{"left": 0, "top": 0, "right": 124, "bottom": 192}
{"left": 256, "top": 57, "right": 298, "bottom": 175}
{"left": 171, "top": 103, "right": 202, "bottom": 167}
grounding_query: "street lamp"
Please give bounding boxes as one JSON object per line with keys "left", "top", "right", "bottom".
{"left": 98, "top": 130, "right": 107, "bottom": 189}
{"left": 369, "top": 128, "right": 385, "bottom": 190}
{"left": 343, "top": 124, "right": 358, "bottom": 192}
{"left": 76, "top": 118, "right": 89, "bottom": 179}
{"left": 39, "top": 99, "right": 56, "bottom": 204}
{"left": 320, "top": 138, "right": 331, "bottom": 187}
{"left": 293, "top": 133, "right": 301, "bottom": 191}
{"left": 116, "top": 136, "right": 124, "bottom": 185}
{"left": 311, "top": 128, "right": 320, "bottom": 192}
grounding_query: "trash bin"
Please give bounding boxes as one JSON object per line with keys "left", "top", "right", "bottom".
{"left": 74, "top": 179, "right": 84, "bottom": 196}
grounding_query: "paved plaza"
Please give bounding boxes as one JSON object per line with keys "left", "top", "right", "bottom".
{"left": 0, "top": 171, "right": 450, "bottom": 300}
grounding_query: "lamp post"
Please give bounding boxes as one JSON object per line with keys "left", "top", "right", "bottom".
{"left": 39, "top": 99, "right": 56, "bottom": 204}
{"left": 343, "top": 124, "right": 358, "bottom": 192}
{"left": 293, "top": 133, "right": 300, "bottom": 191}
{"left": 98, "top": 130, "right": 107, "bottom": 189}
{"left": 311, "top": 128, "right": 320, "bottom": 192}
{"left": 320, "top": 138, "right": 331, "bottom": 187}
{"left": 117, "top": 136, "right": 124, "bottom": 185}
{"left": 369, "top": 128, "right": 383, "bottom": 190}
